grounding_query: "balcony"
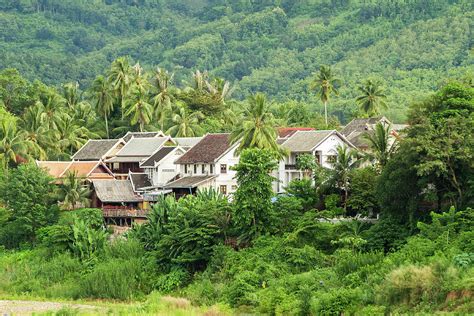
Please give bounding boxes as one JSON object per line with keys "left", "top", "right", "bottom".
{"left": 285, "top": 164, "right": 298, "bottom": 170}
{"left": 102, "top": 206, "right": 148, "bottom": 218}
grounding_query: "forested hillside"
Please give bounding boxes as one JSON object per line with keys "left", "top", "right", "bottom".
{"left": 1, "top": 0, "right": 472, "bottom": 122}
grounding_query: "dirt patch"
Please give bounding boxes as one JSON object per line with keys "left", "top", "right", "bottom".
{"left": 0, "top": 300, "right": 101, "bottom": 315}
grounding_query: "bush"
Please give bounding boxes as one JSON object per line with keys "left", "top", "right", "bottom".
{"left": 154, "top": 268, "right": 190, "bottom": 293}
{"left": 311, "top": 287, "right": 363, "bottom": 315}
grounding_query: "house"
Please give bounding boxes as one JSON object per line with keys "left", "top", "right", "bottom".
{"left": 341, "top": 116, "right": 407, "bottom": 150}
{"left": 274, "top": 130, "right": 356, "bottom": 192}
{"left": 104, "top": 136, "right": 175, "bottom": 177}
{"left": 36, "top": 160, "right": 115, "bottom": 183}
{"left": 72, "top": 139, "right": 125, "bottom": 161}
{"left": 91, "top": 179, "right": 149, "bottom": 226}
{"left": 278, "top": 127, "right": 315, "bottom": 138}
{"left": 139, "top": 146, "right": 186, "bottom": 188}
{"left": 165, "top": 133, "right": 239, "bottom": 198}
{"left": 174, "top": 137, "right": 203, "bottom": 150}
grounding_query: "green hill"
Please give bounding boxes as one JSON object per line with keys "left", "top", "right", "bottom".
{"left": 0, "top": 0, "right": 472, "bottom": 122}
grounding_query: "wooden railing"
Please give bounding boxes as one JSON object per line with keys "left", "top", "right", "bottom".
{"left": 102, "top": 208, "right": 148, "bottom": 218}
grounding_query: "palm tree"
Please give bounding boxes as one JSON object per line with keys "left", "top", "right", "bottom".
{"left": 54, "top": 113, "right": 94, "bottom": 157}
{"left": 231, "top": 93, "right": 285, "bottom": 157}
{"left": 329, "top": 145, "right": 359, "bottom": 210}
{"left": 59, "top": 171, "right": 90, "bottom": 210}
{"left": 356, "top": 79, "right": 388, "bottom": 116}
{"left": 20, "top": 103, "right": 55, "bottom": 159}
{"left": 108, "top": 56, "right": 132, "bottom": 119}
{"left": 125, "top": 87, "right": 153, "bottom": 132}
{"left": 152, "top": 68, "right": 174, "bottom": 131}
{"left": 166, "top": 106, "right": 204, "bottom": 137}
{"left": 363, "top": 122, "right": 397, "bottom": 171}
{"left": 310, "top": 65, "right": 341, "bottom": 126}
{"left": 63, "top": 82, "right": 81, "bottom": 109}
{"left": 0, "top": 118, "right": 34, "bottom": 169}
{"left": 90, "top": 75, "right": 114, "bottom": 138}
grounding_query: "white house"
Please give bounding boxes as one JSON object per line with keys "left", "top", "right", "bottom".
{"left": 139, "top": 146, "right": 187, "bottom": 187}
{"left": 164, "top": 133, "right": 239, "bottom": 198}
{"left": 274, "top": 130, "right": 356, "bottom": 192}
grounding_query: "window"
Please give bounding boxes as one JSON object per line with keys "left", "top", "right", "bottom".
{"left": 220, "top": 164, "right": 227, "bottom": 174}
{"left": 202, "top": 164, "right": 206, "bottom": 173}
{"left": 231, "top": 185, "right": 237, "bottom": 191}
{"left": 220, "top": 185, "right": 227, "bottom": 195}
{"left": 194, "top": 164, "right": 197, "bottom": 174}
{"left": 184, "top": 164, "right": 188, "bottom": 174}
{"left": 210, "top": 164, "right": 214, "bottom": 174}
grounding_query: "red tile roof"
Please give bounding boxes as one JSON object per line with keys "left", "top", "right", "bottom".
{"left": 278, "top": 127, "right": 315, "bottom": 138}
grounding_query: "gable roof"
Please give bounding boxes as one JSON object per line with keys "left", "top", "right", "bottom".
{"left": 341, "top": 116, "right": 389, "bottom": 137}
{"left": 163, "top": 175, "right": 217, "bottom": 189}
{"left": 140, "top": 146, "right": 177, "bottom": 167}
{"left": 281, "top": 130, "right": 354, "bottom": 152}
{"left": 106, "top": 137, "right": 171, "bottom": 163}
{"left": 174, "top": 137, "right": 203, "bottom": 149}
{"left": 175, "top": 134, "right": 233, "bottom": 164}
{"left": 129, "top": 172, "right": 152, "bottom": 191}
{"left": 278, "top": 127, "right": 315, "bottom": 138}
{"left": 36, "top": 161, "right": 114, "bottom": 179}
{"left": 122, "top": 131, "right": 165, "bottom": 142}
{"left": 72, "top": 139, "right": 122, "bottom": 161}
{"left": 92, "top": 179, "right": 143, "bottom": 202}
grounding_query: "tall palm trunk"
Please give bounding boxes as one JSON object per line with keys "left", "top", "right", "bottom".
{"left": 104, "top": 114, "right": 109, "bottom": 138}
{"left": 324, "top": 100, "right": 328, "bottom": 126}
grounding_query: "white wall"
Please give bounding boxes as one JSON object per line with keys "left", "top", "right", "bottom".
{"left": 215, "top": 145, "right": 239, "bottom": 195}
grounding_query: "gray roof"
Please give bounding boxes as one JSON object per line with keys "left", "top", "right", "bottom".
{"left": 122, "top": 132, "right": 163, "bottom": 142}
{"left": 341, "top": 117, "right": 387, "bottom": 137}
{"left": 164, "top": 175, "right": 217, "bottom": 189}
{"left": 174, "top": 137, "right": 203, "bottom": 149}
{"left": 281, "top": 130, "right": 335, "bottom": 152}
{"left": 140, "top": 147, "right": 176, "bottom": 167}
{"left": 93, "top": 180, "right": 143, "bottom": 202}
{"left": 129, "top": 173, "right": 152, "bottom": 191}
{"left": 72, "top": 139, "right": 120, "bottom": 160}
{"left": 115, "top": 137, "right": 169, "bottom": 157}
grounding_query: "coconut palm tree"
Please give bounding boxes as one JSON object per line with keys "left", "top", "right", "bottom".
{"left": 108, "top": 56, "right": 132, "bottom": 119}
{"left": 54, "top": 113, "right": 94, "bottom": 157}
{"left": 90, "top": 75, "right": 114, "bottom": 138}
{"left": 0, "top": 117, "right": 34, "bottom": 169}
{"left": 356, "top": 79, "right": 388, "bottom": 116}
{"left": 329, "top": 145, "right": 359, "bottom": 210}
{"left": 166, "top": 106, "right": 204, "bottom": 137}
{"left": 310, "top": 65, "right": 341, "bottom": 126}
{"left": 152, "top": 68, "right": 174, "bottom": 131}
{"left": 231, "top": 93, "right": 285, "bottom": 157}
{"left": 20, "top": 103, "right": 54, "bottom": 159}
{"left": 125, "top": 87, "right": 153, "bottom": 132}
{"left": 59, "top": 171, "right": 90, "bottom": 210}
{"left": 363, "top": 122, "right": 397, "bottom": 171}
{"left": 63, "top": 82, "right": 81, "bottom": 109}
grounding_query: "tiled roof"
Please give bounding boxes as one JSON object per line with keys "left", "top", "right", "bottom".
{"left": 114, "top": 137, "right": 169, "bottom": 157}
{"left": 122, "top": 131, "right": 164, "bottom": 142}
{"left": 129, "top": 173, "right": 152, "bottom": 191}
{"left": 163, "top": 175, "right": 217, "bottom": 189}
{"left": 36, "top": 161, "right": 114, "bottom": 179}
{"left": 93, "top": 180, "right": 143, "bottom": 202}
{"left": 341, "top": 117, "right": 387, "bottom": 137}
{"left": 72, "top": 139, "right": 121, "bottom": 160}
{"left": 281, "top": 130, "right": 335, "bottom": 152}
{"left": 278, "top": 127, "right": 315, "bottom": 138}
{"left": 36, "top": 161, "right": 70, "bottom": 178}
{"left": 140, "top": 147, "right": 176, "bottom": 167}
{"left": 174, "top": 137, "right": 203, "bottom": 149}
{"left": 175, "top": 134, "right": 233, "bottom": 164}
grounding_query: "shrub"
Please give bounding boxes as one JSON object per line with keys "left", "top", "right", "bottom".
{"left": 311, "top": 287, "right": 363, "bottom": 315}
{"left": 78, "top": 258, "right": 149, "bottom": 300}
{"left": 185, "top": 276, "right": 222, "bottom": 306}
{"left": 154, "top": 268, "right": 190, "bottom": 293}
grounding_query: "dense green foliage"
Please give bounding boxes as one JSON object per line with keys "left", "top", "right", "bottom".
{"left": 0, "top": 1, "right": 472, "bottom": 121}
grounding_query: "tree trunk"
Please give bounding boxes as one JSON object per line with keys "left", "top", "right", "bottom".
{"left": 105, "top": 114, "right": 109, "bottom": 138}
{"left": 324, "top": 101, "right": 328, "bottom": 126}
